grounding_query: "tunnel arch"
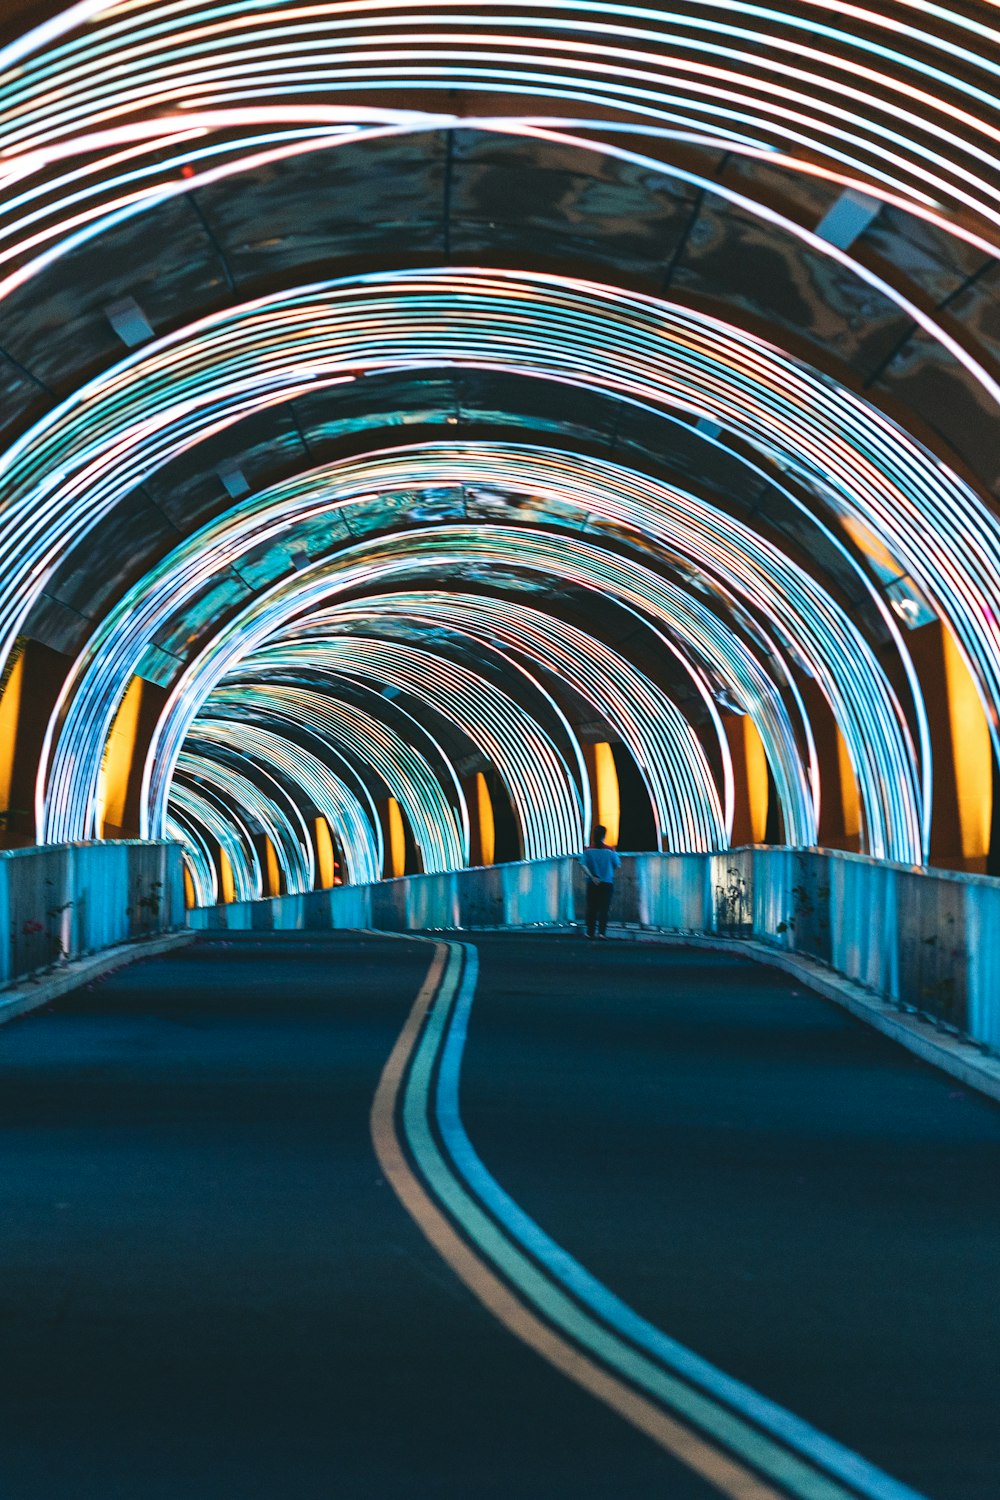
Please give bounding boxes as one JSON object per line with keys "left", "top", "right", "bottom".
{"left": 38, "top": 437, "right": 928, "bottom": 861}
{"left": 2, "top": 0, "right": 999, "bottom": 894}
{"left": 185, "top": 720, "right": 384, "bottom": 887}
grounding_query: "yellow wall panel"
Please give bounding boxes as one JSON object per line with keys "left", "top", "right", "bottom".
{"left": 475, "top": 772, "right": 495, "bottom": 866}
{"left": 835, "top": 725, "right": 861, "bottom": 842}
{"left": 591, "top": 742, "right": 620, "bottom": 846}
{"left": 314, "top": 816, "right": 337, "bottom": 887}
{"left": 219, "top": 847, "right": 236, "bottom": 905}
{"left": 98, "top": 677, "right": 145, "bottom": 836}
{"left": 942, "top": 625, "right": 992, "bottom": 862}
{"left": 0, "top": 647, "right": 24, "bottom": 817}
{"left": 264, "top": 836, "right": 281, "bottom": 897}
{"left": 743, "top": 717, "right": 769, "bottom": 845}
{"left": 387, "top": 798, "right": 406, "bottom": 878}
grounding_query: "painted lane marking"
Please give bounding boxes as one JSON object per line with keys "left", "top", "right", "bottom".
{"left": 372, "top": 937, "right": 930, "bottom": 1500}
{"left": 434, "top": 946, "right": 931, "bottom": 1500}
{"left": 403, "top": 945, "right": 857, "bottom": 1498}
{"left": 370, "top": 938, "right": 784, "bottom": 1499}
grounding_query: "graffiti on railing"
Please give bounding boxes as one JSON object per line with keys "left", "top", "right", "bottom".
{"left": 715, "top": 866, "right": 751, "bottom": 935}
{"left": 0, "top": 843, "right": 183, "bottom": 990}
{"left": 127, "top": 879, "right": 165, "bottom": 940}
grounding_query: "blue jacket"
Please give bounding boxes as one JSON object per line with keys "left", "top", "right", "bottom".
{"left": 579, "top": 845, "right": 621, "bottom": 883}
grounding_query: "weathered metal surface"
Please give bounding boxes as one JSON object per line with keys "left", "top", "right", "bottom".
{"left": 0, "top": 841, "right": 184, "bottom": 988}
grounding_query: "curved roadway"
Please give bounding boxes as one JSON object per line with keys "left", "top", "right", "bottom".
{"left": 0, "top": 933, "right": 997, "bottom": 1498}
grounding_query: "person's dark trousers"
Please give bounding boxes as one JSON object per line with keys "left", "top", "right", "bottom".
{"left": 585, "top": 880, "right": 614, "bottom": 937}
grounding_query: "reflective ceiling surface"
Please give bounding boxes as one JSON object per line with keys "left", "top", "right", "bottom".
{"left": 2, "top": 0, "right": 1000, "bottom": 898}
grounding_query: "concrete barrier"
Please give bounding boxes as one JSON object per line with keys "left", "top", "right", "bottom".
{"left": 187, "top": 847, "right": 1000, "bottom": 1054}
{"left": 0, "top": 840, "right": 185, "bottom": 990}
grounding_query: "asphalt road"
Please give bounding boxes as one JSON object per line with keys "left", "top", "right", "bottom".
{"left": 0, "top": 932, "right": 996, "bottom": 1499}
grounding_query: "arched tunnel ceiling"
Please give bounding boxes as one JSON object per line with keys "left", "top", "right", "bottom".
{"left": 2, "top": 0, "right": 1000, "bottom": 900}
{"left": 2, "top": 128, "right": 999, "bottom": 477}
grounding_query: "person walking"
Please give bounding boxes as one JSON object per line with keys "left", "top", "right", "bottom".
{"left": 579, "top": 825, "right": 621, "bottom": 939}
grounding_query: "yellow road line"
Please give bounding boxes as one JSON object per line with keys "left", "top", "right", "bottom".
{"left": 370, "top": 938, "right": 787, "bottom": 1499}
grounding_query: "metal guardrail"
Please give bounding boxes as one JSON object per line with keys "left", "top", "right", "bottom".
{"left": 0, "top": 840, "right": 185, "bottom": 989}
{"left": 187, "top": 847, "right": 1000, "bottom": 1055}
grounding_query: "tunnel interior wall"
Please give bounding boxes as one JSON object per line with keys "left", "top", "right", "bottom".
{"left": 187, "top": 850, "right": 1000, "bottom": 1054}
{"left": 0, "top": 841, "right": 185, "bottom": 989}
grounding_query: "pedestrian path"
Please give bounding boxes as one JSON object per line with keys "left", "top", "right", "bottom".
{"left": 0, "top": 934, "right": 996, "bottom": 1498}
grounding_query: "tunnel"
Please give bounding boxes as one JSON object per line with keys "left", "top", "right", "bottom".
{"left": 0, "top": 1, "right": 999, "bottom": 1496}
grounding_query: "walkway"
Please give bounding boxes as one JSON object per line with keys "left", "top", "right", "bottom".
{"left": 0, "top": 933, "right": 997, "bottom": 1498}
